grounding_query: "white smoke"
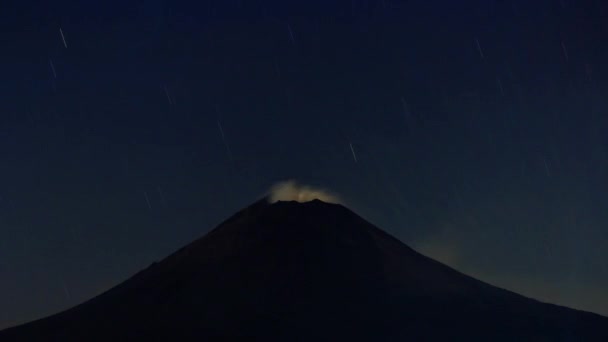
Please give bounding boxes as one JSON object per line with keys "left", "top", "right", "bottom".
{"left": 267, "top": 180, "right": 342, "bottom": 204}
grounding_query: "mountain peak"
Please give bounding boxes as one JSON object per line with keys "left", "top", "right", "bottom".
{"left": 2, "top": 197, "right": 607, "bottom": 341}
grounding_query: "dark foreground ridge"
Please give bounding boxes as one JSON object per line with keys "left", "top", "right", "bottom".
{"left": 2, "top": 198, "right": 607, "bottom": 341}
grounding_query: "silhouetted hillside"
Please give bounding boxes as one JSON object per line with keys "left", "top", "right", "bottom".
{"left": 1, "top": 198, "right": 607, "bottom": 341}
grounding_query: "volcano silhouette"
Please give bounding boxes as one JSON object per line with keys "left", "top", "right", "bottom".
{"left": 1, "top": 199, "right": 607, "bottom": 341}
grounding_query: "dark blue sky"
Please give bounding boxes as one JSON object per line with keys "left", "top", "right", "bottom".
{"left": 1, "top": 0, "right": 607, "bottom": 328}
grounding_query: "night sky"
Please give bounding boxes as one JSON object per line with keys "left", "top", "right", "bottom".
{"left": 2, "top": 0, "right": 608, "bottom": 329}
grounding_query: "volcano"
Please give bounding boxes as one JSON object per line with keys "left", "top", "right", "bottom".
{"left": 1, "top": 198, "right": 607, "bottom": 341}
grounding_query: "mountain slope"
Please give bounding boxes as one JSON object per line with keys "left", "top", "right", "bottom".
{"left": 1, "top": 199, "right": 607, "bottom": 341}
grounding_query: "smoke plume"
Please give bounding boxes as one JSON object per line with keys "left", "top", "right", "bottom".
{"left": 267, "top": 180, "right": 341, "bottom": 204}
